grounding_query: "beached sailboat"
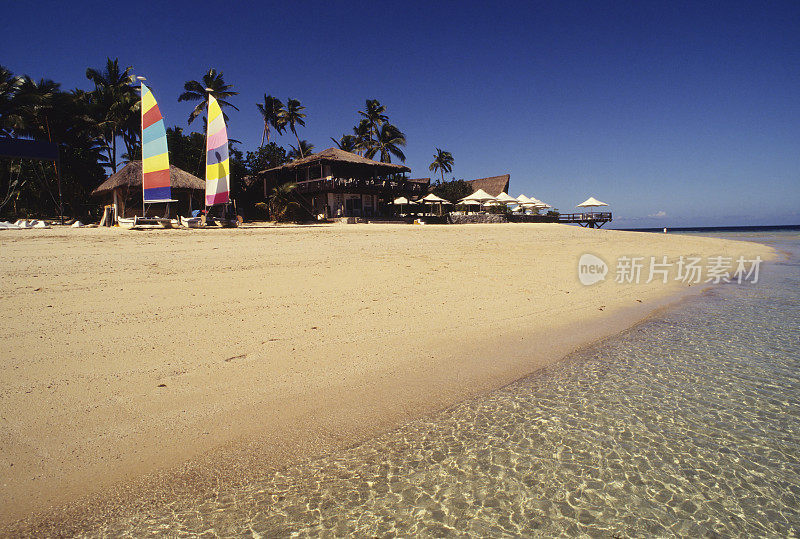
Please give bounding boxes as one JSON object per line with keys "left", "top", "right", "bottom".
{"left": 201, "top": 95, "right": 238, "bottom": 227}
{"left": 118, "top": 80, "right": 177, "bottom": 228}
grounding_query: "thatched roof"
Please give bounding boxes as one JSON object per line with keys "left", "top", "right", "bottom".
{"left": 259, "top": 147, "right": 411, "bottom": 174}
{"left": 91, "top": 161, "right": 205, "bottom": 197}
{"left": 466, "top": 174, "right": 510, "bottom": 197}
{"left": 407, "top": 177, "right": 430, "bottom": 184}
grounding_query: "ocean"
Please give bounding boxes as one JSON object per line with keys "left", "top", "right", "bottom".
{"left": 98, "top": 227, "right": 800, "bottom": 536}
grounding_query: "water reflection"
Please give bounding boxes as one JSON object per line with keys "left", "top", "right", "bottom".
{"left": 100, "top": 237, "right": 800, "bottom": 537}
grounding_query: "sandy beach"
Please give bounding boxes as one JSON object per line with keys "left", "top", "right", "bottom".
{"left": 0, "top": 223, "right": 774, "bottom": 531}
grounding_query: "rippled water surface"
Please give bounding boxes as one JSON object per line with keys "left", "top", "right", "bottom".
{"left": 100, "top": 232, "right": 800, "bottom": 537}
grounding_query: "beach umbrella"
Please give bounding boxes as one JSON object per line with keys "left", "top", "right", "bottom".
{"left": 393, "top": 196, "right": 411, "bottom": 215}
{"left": 577, "top": 197, "right": 609, "bottom": 216}
{"left": 419, "top": 193, "right": 449, "bottom": 216}
{"left": 460, "top": 188, "right": 497, "bottom": 212}
{"left": 495, "top": 192, "right": 517, "bottom": 204}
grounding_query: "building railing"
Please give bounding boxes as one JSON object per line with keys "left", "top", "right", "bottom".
{"left": 294, "top": 177, "right": 427, "bottom": 195}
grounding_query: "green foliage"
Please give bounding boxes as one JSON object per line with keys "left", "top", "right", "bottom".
{"left": 243, "top": 142, "right": 287, "bottom": 173}
{"left": 266, "top": 182, "right": 301, "bottom": 222}
{"left": 429, "top": 148, "right": 454, "bottom": 182}
{"left": 288, "top": 140, "right": 314, "bottom": 161}
{"left": 432, "top": 178, "right": 471, "bottom": 203}
{"left": 178, "top": 68, "right": 239, "bottom": 125}
{"left": 256, "top": 94, "right": 286, "bottom": 146}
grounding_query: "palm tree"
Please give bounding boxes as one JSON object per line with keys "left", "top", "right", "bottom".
{"left": 84, "top": 58, "right": 138, "bottom": 173}
{"left": 266, "top": 182, "right": 301, "bottom": 221}
{"left": 9, "top": 76, "right": 61, "bottom": 141}
{"left": 0, "top": 66, "right": 21, "bottom": 136}
{"left": 358, "top": 99, "right": 388, "bottom": 140}
{"left": 256, "top": 94, "right": 286, "bottom": 146}
{"left": 178, "top": 68, "right": 239, "bottom": 125}
{"left": 288, "top": 140, "right": 314, "bottom": 161}
{"left": 352, "top": 119, "right": 372, "bottom": 156}
{"left": 429, "top": 148, "right": 454, "bottom": 182}
{"left": 330, "top": 134, "right": 358, "bottom": 153}
{"left": 283, "top": 98, "right": 306, "bottom": 156}
{"left": 365, "top": 123, "right": 406, "bottom": 163}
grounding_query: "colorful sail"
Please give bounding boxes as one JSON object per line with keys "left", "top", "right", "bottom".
{"left": 140, "top": 83, "right": 171, "bottom": 201}
{"left": 205, "top": 95, "right": 230, "bottom": 206}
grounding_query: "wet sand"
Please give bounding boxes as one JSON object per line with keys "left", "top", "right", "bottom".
{"left": 0, "top": 223, "right": 774, "bottom": 531}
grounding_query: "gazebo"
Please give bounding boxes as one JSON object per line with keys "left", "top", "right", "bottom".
{"left": 91, "top": 161, "right": 205, "bottom": 220}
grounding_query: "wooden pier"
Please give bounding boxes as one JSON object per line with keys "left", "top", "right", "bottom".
{"left": 558, "top": 211, "right": 613, "bottom": 228}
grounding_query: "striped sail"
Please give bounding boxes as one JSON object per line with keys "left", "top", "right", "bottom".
{"left": 205, "top": 95, "right": 230, "bottom": 206}
{"left": 140, "top": 83, "right": 171, "bottom": 201}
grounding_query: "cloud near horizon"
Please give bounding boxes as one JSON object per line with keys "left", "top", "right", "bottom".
{"left": 648, "top": 211, "right": 668, "bottom": 218}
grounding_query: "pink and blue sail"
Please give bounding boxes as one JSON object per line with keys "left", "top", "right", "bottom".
{"left": 140, "top": 83, "right": 171, "bottom": 202}
{"left": 205, "top": 95, "right": 230, "bottom": 206}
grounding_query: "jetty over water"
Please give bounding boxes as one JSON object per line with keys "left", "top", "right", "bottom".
{"left": 558, "top": 212, "right": 613, "bottom": 228}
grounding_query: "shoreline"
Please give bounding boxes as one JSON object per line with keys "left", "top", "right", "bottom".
{"left": 0, "top": 223, "right": 775, "bottom": 532}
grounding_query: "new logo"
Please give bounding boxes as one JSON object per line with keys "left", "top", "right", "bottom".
{"left": 578, "top": 253, "right": 608, "bottom": 285}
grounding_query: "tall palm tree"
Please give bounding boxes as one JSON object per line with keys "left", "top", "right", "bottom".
{"left": 178, "top": 68, "right": 239, "bottom": 125}
{"left": 358, "top": 99, "right": 388, "bottom": 140}
{"left": 256, "top": 94, "right": 286, "bottom": 146}
{"left": 365, "top": 123, "right": 406, "bottom": 163}
{"left": 0, "top": 65, "right": 21, "bottom": 136}
{"left": 283, "top": 98, "right": 306, "bottom": 156}
{"left": 84, "top": 58, "right": 137, "bottom": 173}
{"left": 330, "top": 134, "right": 358, "bottom": 153}
{"left": 429, "top": 148, "right": 454, "bottom": 182}
{"left": 9, "top": 76, "right": 61, "bottom": 141}
{"left": 288, "top": 140, "right": 314, "bottom": 161}
{"left": 352, "top": 119, "right": 372, "bottom": 156}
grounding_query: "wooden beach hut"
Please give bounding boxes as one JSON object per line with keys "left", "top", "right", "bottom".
{"left": 91, "top": 161, "right": 205, "bottom": 221}
{"left": 257, "top": 148, "right": 426, "bottom": 220}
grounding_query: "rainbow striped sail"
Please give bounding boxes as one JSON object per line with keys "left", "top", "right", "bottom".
{"left": 205, "top": 95, "right": 230, "bottom": 206}
{"left": 140, "top": 83, "right": 171, "bottom": 201}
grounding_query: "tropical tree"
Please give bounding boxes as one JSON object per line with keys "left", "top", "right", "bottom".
{"left": 282, "top": 98, "right": 306, "bottom": 156}
{"left": 256, "top": 94, "right": 286, "bottom": 146}
{"left": 7, "top": 76, "right": 61, "bottom": 141}
{"left": 0, "top": 66, "right": 21, "bottom": 135}
{"left": 178, "top": 68, "right": 239, "bottom": 125}
{"left": 352, "top": 119, "right": 372, "bottom": 156}
{"left": 288, "top": 140, "right": 314, "bottom": 161}
{"left": 84, "top": 58, "right": 138, "bottom": 173}
{"left": 358, "top": 99, "right": 388, "bottom": 139}
{"left": 429, "top": 148, "right": 454, "bottom": 182}
{"left": 330, "top": 134, "right": 358, "bottom": 153}
{"left": 365, "top": 123, "right": 406, "bottom": 163}
{"left": 265, "top": 181, "right": 301, "bottom": 221}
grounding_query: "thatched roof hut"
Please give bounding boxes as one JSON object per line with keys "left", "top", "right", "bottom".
{"left": 466, "top": 174, "right": 510, "bottom": 197}
{"left": 259, "top": 147, "right": 411, "bottom": 176}
{"left": 91, "top": 161, "right": 205, "bottom": 219}
{"left": 91, "top": 161, "right": 204, "bottom": 197}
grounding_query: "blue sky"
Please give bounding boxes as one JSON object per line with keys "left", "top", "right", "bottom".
{"left": 4, "top": 0, "right": 799, "bottom": 227}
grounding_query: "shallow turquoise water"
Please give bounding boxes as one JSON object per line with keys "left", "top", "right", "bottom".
{"left": 100, "top": 231, "right": 800, "bottom": 537}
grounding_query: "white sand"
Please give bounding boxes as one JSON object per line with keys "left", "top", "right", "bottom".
{"left": 0, "top": 223, "right": 773, "bottom": 528}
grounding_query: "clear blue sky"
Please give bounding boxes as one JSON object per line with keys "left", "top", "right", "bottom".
{"left": 4, "top": 0, "right": 799, "bottom": 227}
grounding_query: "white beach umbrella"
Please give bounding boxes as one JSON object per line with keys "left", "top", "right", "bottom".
{"left": 419, "top": 193, "right": 449, "bottom": 215}
{"left": 577, "top": 197, "right": 609, "bottom": 216}
{"left": 460, "top": 188, "right": 496, "bottom": 203}
{"left": 495, "top": 192, "right": 518, "bottom": 204}
{"left": 460, "top": 188, "right": 497, "bottom": 212}
{"left": 393, "top": 196, "right": 412, "bottom": 215}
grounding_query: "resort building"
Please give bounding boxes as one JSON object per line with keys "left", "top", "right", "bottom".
{"left": 466, "top": 174, "right": 510, "bottom": 197}
{"left": 91, "top": 161, "right": 204, "bottom": 220}
{"left": 258, "top": 148, "right": 428, "bottom": 220}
